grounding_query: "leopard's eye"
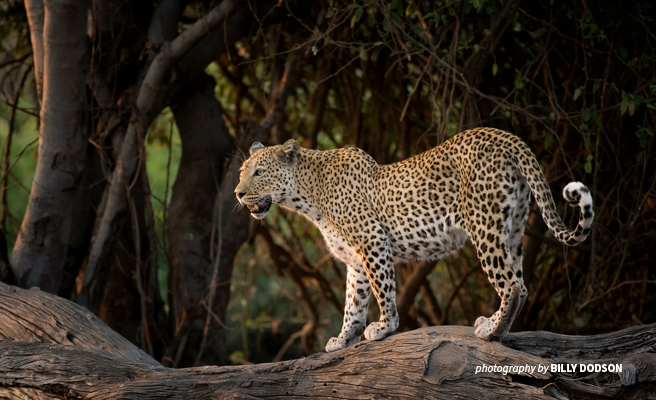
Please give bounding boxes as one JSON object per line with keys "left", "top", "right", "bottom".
{"left": 253, "top": 169, "right": 263, "bottom": 177}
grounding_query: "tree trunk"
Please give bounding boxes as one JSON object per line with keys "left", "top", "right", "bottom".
{"left": 1, "top": 281, "right": 654, "bottom": 400}
{"left": 11, "top": 0, "right": 91, "bottom": 295}
{"left": 77, "top": 0, "right": 243, "bottom": 313}
{"left": 164, "top": 119, "right": 268, "bottom": 367}
{"left": 97, "top": 170, "right": 165, "bottom": 358}
{"left": 166, "top": 73, "right": 235, "bottom": 367}
{"left": 164, "top": 6, "right": 302, "bottom": 363}
{"left": 0, "top": 229, "right": 12, "bottom": 284}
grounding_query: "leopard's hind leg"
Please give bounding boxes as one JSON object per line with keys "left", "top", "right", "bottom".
{"left": 503, "top": 179, "right": 530, "bottom": 335}
{"left": 466, "top": 171, "right": 527, "bottom": 341}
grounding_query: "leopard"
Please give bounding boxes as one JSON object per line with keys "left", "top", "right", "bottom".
{"left": 235, "top": 127, "right": 594, "bottom": 352}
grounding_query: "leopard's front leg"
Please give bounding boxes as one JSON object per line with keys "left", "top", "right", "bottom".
{"left": 325, "top": 265, "right": 371, "bottom": 352}
{"left": 360, "top": 238, "right": 399, "bottom": 341}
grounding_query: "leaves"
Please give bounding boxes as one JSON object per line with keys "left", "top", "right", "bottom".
{"left": 592, "top": 80, "right": 601, "bottom": 94}
{"left": 423, "top": 11, "right": 441, "bottom": 25}
{"left": 584, "top": 154, "right": 593, "bottom": 174}
{"left": 582, "top": 106, "right": 590, "bottom": 122}
{"left": 514, "top": 70, "right": 525, "bottom": 90}
{"left": 382, "top": 17, "right": 390, "bottom": 32}
{"left": 544, "top": 133, "right": 553, "bottom": 150}
{"left": 355, "top": 6, "right": 364, "bottom": 22}
{"left": 620, "top": 91, "right": 656, "bottom": 116}
{"left": 391, "top": 11, "right": 402, "bottom": 26}
{"left": 626, "top": 96, "right": 635, "bottom": 116}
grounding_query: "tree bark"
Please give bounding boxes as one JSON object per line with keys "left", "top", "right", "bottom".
{"left": 1, "top": 281, "right": 655, "bottom": 399}
{"left": 0, "top": 282, "right": 158, "bottom": 366}
{"left": 11, "top": 0, "right": 91, "bottom": 295}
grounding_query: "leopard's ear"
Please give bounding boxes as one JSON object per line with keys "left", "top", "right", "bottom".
{"left": 275, "top": 139, "right": 300, "bottom": 165}
{"left": 250, "top": 142, "right": 265, "bottom": 156}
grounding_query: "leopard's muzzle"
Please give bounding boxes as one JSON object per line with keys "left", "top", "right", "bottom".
{"left": 244, "top": 196, "right": 272, "bottom": 219}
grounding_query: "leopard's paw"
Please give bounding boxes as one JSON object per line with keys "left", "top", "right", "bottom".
{"left": 475, "top": 311, "right": 504, "bottom": 341}
{"left": 474, "top": 311, "right": 499, "bottom": 328}
{"left": 474, "top": 316, "right": 488, "bottom": 329}
{"left": 364, "top": 322, "right": 389, "bottom": 341}
{"left": 364, "top": 316, "right": 398, "bottom": 341}
{"left": 474, "top": 318, "right": 495, "bottom": 341}
{"left": 325, "top": 335, "right": 361, "bottom": 352}
{"left": 325, "top": 337, "right": 347, "bottom": 352}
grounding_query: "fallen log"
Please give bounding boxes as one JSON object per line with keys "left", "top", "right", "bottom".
{"left": 1, "top": 282, "right": 654, "bottom": 399}
{"left": 0, "top": 282, "right": 158, "bottom": 367}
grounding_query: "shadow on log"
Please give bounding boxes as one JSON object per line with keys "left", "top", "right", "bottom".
{"left": 1, "top": 281, "right": 655, "bottom": 399}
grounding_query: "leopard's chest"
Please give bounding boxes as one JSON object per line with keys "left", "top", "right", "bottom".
{"left": 314, "top": 220, "right": 362, "bottom": 266}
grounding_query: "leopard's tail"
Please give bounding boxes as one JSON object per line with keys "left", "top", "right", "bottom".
{"left": 514, "top": 145, "right": 594, "bottom": 246}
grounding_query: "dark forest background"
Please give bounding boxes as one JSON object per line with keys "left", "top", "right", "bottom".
{"left": 0, "top": 0, "right": 654, "bottom": 367}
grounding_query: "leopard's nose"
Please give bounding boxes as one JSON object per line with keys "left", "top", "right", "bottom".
{"left": 235, "top": 191, "right": 246, "bottom": 199}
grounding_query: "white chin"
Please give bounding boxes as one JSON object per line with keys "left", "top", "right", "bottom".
{"left": 251, "top": 212, "right": 267, "bottom": 219}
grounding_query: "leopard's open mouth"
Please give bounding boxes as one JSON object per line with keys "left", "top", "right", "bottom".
{"left": 245, "top": 196, "right": 272, "bottom": 219}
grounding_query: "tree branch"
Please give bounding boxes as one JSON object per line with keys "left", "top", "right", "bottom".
{"left": 397, "top": 261, "right": 435, "bottom": 327}
{"left": 79, "top": 0, "right": 244, "bottom": 311}
{"left": 24, "top": 0, "right": 44, "bottom": 102}
{"left": 137, "top": 0, "right": 244, "bottom": 118}
{"left": 261, "top": 49, "right": 302, "bottom": 132}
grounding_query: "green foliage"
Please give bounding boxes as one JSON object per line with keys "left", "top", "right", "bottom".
{"left": 144, "top": 109, "right": 182, "bottom": 304}
{"left": 0, "top": 0, "right": 29, "bottom": 56}
{"left": 0, "top": 1, "right": 38, "bottom": 244}
{"left": 0, "top": 98, "right": 38, "bottom": 245}
{"left": 145, "top": 109, "right": 182, "bottom": 210}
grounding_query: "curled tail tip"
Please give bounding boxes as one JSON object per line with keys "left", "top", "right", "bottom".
{"left": 563, "top": 181, "right": 594, "bottom": 230}
{"left": 563, "top": 181, "right": 592, "bottom": 206}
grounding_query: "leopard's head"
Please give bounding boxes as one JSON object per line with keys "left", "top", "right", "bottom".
{"left": 234, "top": 139, "right": 300, "bottom": 219}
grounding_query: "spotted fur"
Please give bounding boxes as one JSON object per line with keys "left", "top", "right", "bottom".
{"left": 235, "top": 127, "right": 594, "bottom": 352}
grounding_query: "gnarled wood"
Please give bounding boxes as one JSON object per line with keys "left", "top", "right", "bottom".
{"left": 0, "top": 282, "right": 158, "bottom": 367}
{"left": 0, "top": 281, "right": 655, "bottom": 399}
